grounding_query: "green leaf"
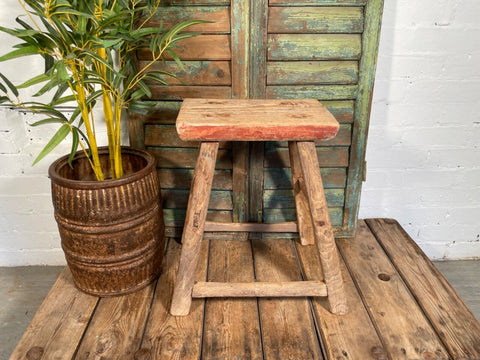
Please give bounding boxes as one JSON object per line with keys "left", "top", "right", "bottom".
{"left": 17, "top": 73, "right": 50, "bottom": 89}
{"left": 32, "top": 123, "right": 71, "bottom": 166}
{"left": 165, "top": 49, "right": 185, "bottom": 71}
{"left": 0, "top": 73, "right": 19, "bottom": 97}
{"left": 0, "top": 46, "right": 39, "bottom": 62}
{"left": 30, "top": 118, "right": 66, "bottom": 126}
{"left": 68, "top": 128, "right": 80, "bottom": 168}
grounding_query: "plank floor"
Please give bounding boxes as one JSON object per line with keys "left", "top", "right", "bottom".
{"left": 10, "top": 219, "right": 480, "bottom": 360}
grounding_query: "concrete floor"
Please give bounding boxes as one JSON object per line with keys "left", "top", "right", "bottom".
{"left": 0, "top": 261, "right": 479, "bottom": 359}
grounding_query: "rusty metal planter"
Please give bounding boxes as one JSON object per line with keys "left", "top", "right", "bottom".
{"left": 49, "top": 147, "right": 165, "bottom": 296}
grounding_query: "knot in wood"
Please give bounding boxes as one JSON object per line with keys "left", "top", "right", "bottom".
{"left": 26, "top": 346, "right": 44, "bottom": 360}
{"left": 134, "top": 348, "right": 151, "bottom": 360}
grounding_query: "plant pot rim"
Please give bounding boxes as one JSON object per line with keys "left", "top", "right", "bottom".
{"left": 49, "top": 146, "right": 156, "bottom": 189}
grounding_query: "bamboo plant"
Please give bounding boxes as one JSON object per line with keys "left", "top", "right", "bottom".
{"left": 0, "top": 0, "right": 202, "bottom": 180}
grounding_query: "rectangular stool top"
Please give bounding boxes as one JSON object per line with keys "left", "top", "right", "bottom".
{"left": 176, "top": 99, "right": 339, "bottom": 141}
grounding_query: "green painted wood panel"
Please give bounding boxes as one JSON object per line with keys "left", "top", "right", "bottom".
{"left": 268, "top": 7, "right": 364, "bottom": 33}
{"left": 159, "top": 169, "right": 233, "bottom": 190}
{"left": 264, "top": 168, "right": 347, "bottom": 189}
{"left": 267, "top": 61, "right": 358, "bottom": 85}
{"left": 148, "top": 147, "right": 232, "bottom": 169}
{"left": 263, "top": 208, "right": 344, "bottom": 227}
{"left": 264, "top": 189, "right": 345, "bottom": 208}
{"left": 270, "top": 0, "right": 366, "bottom": 5}
{"left": 268, "top": 34, "right": 362, "bottom": 60}
{"left": 264, "top": 147, "right": 349, "bottom": 168}
{"left": 321, "top": 100, "right": 355, "bottom": 123}
{"left": 163, "top": 189, "right": 233, "bottom": 210}
{"left": 266, "top": 85, "right": 357, "bottom": 100}
{"left": 164, "top": 209, "right": 233, "bottom": 227}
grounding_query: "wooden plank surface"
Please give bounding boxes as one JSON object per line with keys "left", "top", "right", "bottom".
{"left": 266, "top": 84, "right": 358, "bottom": 100}
{"left": 162, "top": 189, "right": 233, "bottom": 210}
{"left": 268, "top": 34, "right": 362, "bottom": 61}
{"left": 264, "top": 146, "right": 349, "bottom": 168}
{"left": 149, "top": 85, "right": 232, "bottom": 100}
{"left": 158, "top": 168, "right": 232, "bottom": 190}
{"left": 10, "top": 268, "right": 98, "bottom": 360}
{"left": 139, "top": 239, "right": 209, "bottom": 359}
{"left": 264, "top": 167, "right": 347, "bottom": 189}
{"left": 148, "top": 147, "right": 232, "bottom": 169}
{"left": 270, "top": 0, "right": 367, "bottom": 5}
{"left": 202, "top": 240, "right": 263, "bottom": 359}
{"left": 253, "top": 238, "right": 324, "bottom": 359}
{"left": 366, "top": 218, "right": 480, "bottom": 360}
{"left": 176, "top": 99, "right": 339, "bottom": 142}
{"left": 338, "top": 220, "right": 450, "bottom": 359}
{"left": 268, "top": 7, "right": 364, "bottom": 33}
{"left": 264, "top": 188, "right": 344, "bottom": 208}
{"left": 263, "top": 207, "right": 344, "bottom": 227}
{"left": 74, "top": 284, "right": 154, "bottom": 359}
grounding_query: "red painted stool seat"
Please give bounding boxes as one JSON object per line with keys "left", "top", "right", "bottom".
{"left": 176, "top": 98, "right": 339, "bottom": 141}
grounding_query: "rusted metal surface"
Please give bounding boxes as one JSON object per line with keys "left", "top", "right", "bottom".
{"left": 49, "top": 147, "right": 165, "bottom": 296}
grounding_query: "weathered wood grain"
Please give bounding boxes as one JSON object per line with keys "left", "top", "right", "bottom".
{"left": 267, "top": 61, "right": 359, "bottom": 85}
{"left": 132, "top": 101, "right": 182, "bottom": 124}
{"left": 158, "top": 168, "right": 232, "bottom": 190}
{"left": 268, "top": 7, "right": 364, "bottom": 34}
{"left": 162, "top": 189, "right": 233, "bottom": 210}
{"left": 176, "top": 98, "right": 339, "bottom": 142}
{"left": 249, "top": 141, "right": 264, "bottom": 230}
{"left": 164, "top": 0, "right": 229, "bottom": 4}
{"left": 297, "top": 141, "right": 347, "bottom": 314}
{"left": 170, "top": 142, "right": 219, "bottom": 316}
{"left": 267, "top": 123, "right": 352, "bottom": 146}
{"left": 322, "top": 100, "right": 355, "bottom": 123}
{"left": 140, "top": 61, "right": 231, "bottom": 86}
{"left": 270, "top": 0, "right": 367, "bottom": 5}
{"left": 266, "top": 84, "right": 358, "bottom": 100}
{"left": 139, "top": 239, "right": 209, "bottom": 359}
{"left": 264, "top": 188, "right": 345, "bottom": 208}
{"left": 147, "top": 6, "right": 231, "bottom": 34}
{"left": 344, "top": 0, "right": 384, "bottom": 236}
{"left": 231, "top": 0, "right": 250, "bottom": 99}
{"left": 232, "top": 142, "right": 249, "bottom": 239}
{"left": 202, "top": 240, "right": 263, "bottom": 360}
{"left": 253, "top": 238, "right": 323, "bottom": 359}
{"left": 204, "top": 221, "right": 298, "bottom": 232}
{"left": 295, "top": 242, "right": 388, "bottom": 360}
{"left": 264, "top": 167, "right": 347, "bottom": 189}
{"left": 149, "top": 85, "right": 232, "bottom": 100}
{"left": 145, "top": 124, "right": 231, "bottom": 148}
{"left": 338, "top": 220, "right": 450, "bottom": 359}
{"left": 148, "top": 147, "right": 231, "bottom": 169}
{"left": 263, "top": 208, "right": 344, "bottom": 227}
{"left": 264, "top": 146, "right": 349, "bottom": 168}
{"left": 268, "top": 34, "right": 362, "bottom": 60}
{"left": 163, "top": 208, "right": 232, "bottom": 227}
{"left": 250, "top": 0, "right": 268, "bottom": 98}
{"left": 137, "top": 35, "right": 231, "bottom": 61}
{"left": 74, "top": 284, "right": 154, "bottom": 359}
{"left": 10, "top": 269, "right": 98, "bottom": 360}
{"left": 366, "top": 218, "right": 480, "bottom": 360}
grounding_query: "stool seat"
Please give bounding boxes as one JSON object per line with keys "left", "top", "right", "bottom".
{"left": 176, "top": 98, "right": 339, "bottom": 141}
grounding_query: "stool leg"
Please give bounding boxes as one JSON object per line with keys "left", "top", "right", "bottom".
{"left": 170, "top": 142, "right": 219, "bottom": 316}
{"left": 296, "top": 141, "right": 348, "bottom": 315}
{"left": 288, "top": 141, "right": 315, "bottom": 245}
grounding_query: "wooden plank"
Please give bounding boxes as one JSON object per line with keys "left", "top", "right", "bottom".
{"left": 268, "top": 7, "right": 364, "bottom": 34}
{"left": 263, "top": 207, "right": 343, "bottom": 227}
{"left": 250, "top": 0, "right": 268, "bottom": 98}
{"left": 145, "top": 124, "right": 231, "bottom": 148}
{"left": 344, "top": 0, "right": 385, "bottom": 235}
{"left": 158, "top": 168, "right": 232, "bottom": 190}
{"left": 297, "top": 141, "right": 347, "bottom": 314}
{"left": 127, "top": 112, "right": 144, "bottom": 148}
{"left": 266, "top": 85, "right": 358, "bottom": 100}
{"left": 231, "top": 0, "right": 250, "bottom": 99}
{"left": 10, "top": 268, "right": 99, "bottom": 360}
{"left": 74, "top": 284, "right": 154, "bottom": 359}
{"left": 264, "top": 146, "right": 349, "bottom": 168}
{"left": 162, "top": 189, "right": 233, "bottom": 210}
{"left": 140, "top": 61, "right": 231, "bottom": 86}
{"left": 264, "top": 188, "right": 345, "bottom": 208}
{"left": 149, "top": 85, "right": 232, "bottom": 100}
{"left": 267, "top": 61, "right": 358, "bottom": 85}
{"left": 232, "top": 142, "right": 249, "bottom": 238}
{"left": 267, "top": 123, "right": 352, "bottom": 146}
{"left": 194, "top": 280, "right": 327, "bottom": 297}
{"left": 204, "top": 221, "right": 298, "bottom": 232}
{"left": 270, "top": 0, "right": 367, "bottom": 5}
{"left": 202, "top": 240, "right": 263, "bottom": 360}
{"left": 295, "top": 242, "right": 388, "bottom": 360}
{"left": 366, "top": 218, "right": 480, "bottom": 360}
{"left": 165, "top": 0, "right": 229, "bottom": 4}
{"left": 253, "top": 238, "right": 323, "bottom": 359}
{"left": 249, "top": 142, "right": 264, "bottom": 230}
{"left": 163, "top": 209, "right": 232, "bottom": 227}
{"left": 322, "top": 100, "right": 355, "bottom": 123}
{"left": 132, "top": 101, "right": 182, "bottom": 124}
{"left": 268, "top": 34, "right": 362, "bottom": 61}
{"left": 138, "top": 239, "right": 209, "bottom": 359}
{"left": 148, "top": 147, "right": 232, "bottom": 169}
{"left": 264, "top": 167, "right": 347, "bottom": 189}
{"left": 147, "top": 6, "right": 231, "bottom": 34}
{"left": 338, "top": 220, "right": 450, "bottom": 359}
{"left": 137, "top": 35, "right": 231, "bottom": 61}
{"left": 176, "top": 99, "right": 339, "bottom": 142}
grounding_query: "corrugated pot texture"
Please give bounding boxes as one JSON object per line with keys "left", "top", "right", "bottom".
{"left": 49, "top": 147, "right": 165, "bottom": 296}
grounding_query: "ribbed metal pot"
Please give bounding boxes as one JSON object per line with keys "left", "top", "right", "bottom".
{"left": 49, "top": 147, "right": 165, "bottom": 296}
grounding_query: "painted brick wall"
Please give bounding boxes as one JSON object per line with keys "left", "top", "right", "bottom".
{"left": 0, "top": 0, "right": 479, "bottom": 264}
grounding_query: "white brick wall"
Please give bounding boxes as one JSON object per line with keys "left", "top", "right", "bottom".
{"left": 0, "top": 0, "right": 479, "bottom": 264}
{"left": 358, "top": 0, "right": 480, "bottom": 259}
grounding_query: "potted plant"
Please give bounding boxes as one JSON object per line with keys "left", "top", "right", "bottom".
{"left": 0, "top": 0, "right": 203, "bottom": 296}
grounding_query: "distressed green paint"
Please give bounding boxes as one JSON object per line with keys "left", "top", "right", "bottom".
{"left": 267, "top": 85, "right": 357, "bottom": 100}
{"left": 148, "top": 147, "right": 232, "bottom": 169}
{"left": 266, "top": 124, "right": 352, "bottom": 147}
{"left": 149, "top": 85, "right": 232, "bottom": 100}
{"left": 344, "top": 0, "right": 384, "bottom": 236}
{"left": 268, "top": 7, "right": 364, "bottom": 33}
{"left": 164, "top": 209, "right": 233, "bottom": 227}
{"left": 264, "top": 189, "right": 344, "bottom": 208}
{"left": 163, "top": 189, "right": 233, "bottom": 210}
{"left": 264, "top": 147, "right": 349, "bottom": 168}
{"left": 263, "top": 208, "right": 344, "bottom": 227}
{"left": 264, "top": 168, "right": 347, "bottom": 189}
{"left": 321, "top": 100, "right": 355, "bottom": 123}
{"left": 270, "top": 0, "right": 366, "bottom": 5}
{"left": 267, "top": 61, "right": 358, "bottom": 85}
{"left": 164, "top": 0, "right": 230, "bottom": 5}
{"left": 268, "top": 34, "right": 362, "bottom": 60}
{"left": 159, "top": 168, "right": 233, "bottom": 190}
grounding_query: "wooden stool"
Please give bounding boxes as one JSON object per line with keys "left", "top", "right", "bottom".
{"left": 170, "top": 99, "right": 348, "bottom": 316}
